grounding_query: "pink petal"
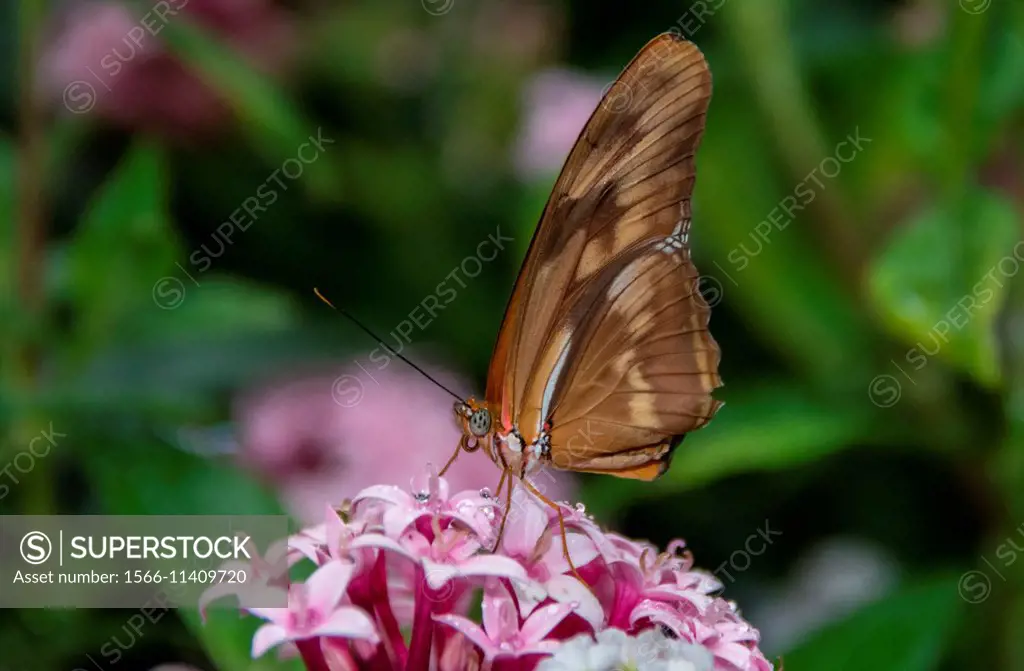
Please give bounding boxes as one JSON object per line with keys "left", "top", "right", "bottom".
{"left": 446, "top": 506, "right": 497, "bottom": 541}
{"left": 252, "top": 623, "right": 292, "bottom": 658}
{"left": 629, "top": 599, "right": 689, "bottom": 636}
{"left": 542, "top": 532, "right": 599, "bottom": 575}
{"left": 311, "top": 605, "right": 379, "bottom": 642}
{"left": 508, "top": 639, "right": 563, "bottom": 658}
{"left": 482, "top": 588, "right": 518, "bottom": 639}
{"left": 423, "top": 561, "right": 459, "bottom": 590}
{"left": 503, "top": 490, "right": 549, "bottom": 556}
{"left": 713, "top": 641, "right": 759, "bottom": 669}
{"left": 519, "top": 601, "right": 576, "bottom": 642}
{"left": 247, "top": 606, "right": 290, "bottom": 624}
{"left": 544, "top": 575, "right": 604, "bottom": 629}
{"left": 353, "top": 484, "right": 413, "bottom": 508}
{"left": 289, "top": 535, "right": 325, "bottom": 565}
{"left": 511, "top": 579, "right": 549, "bottom": 620}
{"left": 350, "top": 533, "right": 418, "bottom": 561}
{"left": 434, "top": 613, "right": 501, "bottom": 658}
{"left": 324, "top": 505, "right": 347, "bottom": 551}
{"left": 382, "top": 506, "right": 423, "bottom": 538}
{"left": 453, "top": 554, "right": 530, "bottom": 583}
{"left": 305, "top": 561, "right": 355, "bottom": 614}
{"left": 439, "top": 632, "right": 477, "bottom": 671}
{"left": 646, "top": 586, "right": 714, "bottom": 613}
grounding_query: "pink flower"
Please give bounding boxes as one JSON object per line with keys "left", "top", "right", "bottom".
{"left": 249, "top": 561, "right": 378, "bottom": 659}
{"left": 235, "top": 364, "right": 575, "bottom": 524}
{"left": 199, "top": 536, "right": 296, "bottom": 618}
{"left": 435, "top": 585, "right": 576, "bottom": 663}
{"left": 513, "top": 67, "right": 606, "bottom": 179}
{"left": 39, "top": 0, "right": 294, "bottom": 138}
{"left": 354, "top": 467, "right": 495, "bottom": 541}
{"left": 208, "top": 468, "right": 773, "bottom": 671}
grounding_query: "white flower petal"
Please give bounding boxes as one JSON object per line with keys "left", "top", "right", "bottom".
{"left": 251, "top": 623, "right": 292, "bottom": 658}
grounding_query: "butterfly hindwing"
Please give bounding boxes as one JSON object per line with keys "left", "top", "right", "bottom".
{"left": 485, "top": 32, "right": 720, "bottom": 479}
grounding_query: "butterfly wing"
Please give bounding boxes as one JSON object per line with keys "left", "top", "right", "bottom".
{"left": 484, "top": 32, "right": 720, "bottom": 479}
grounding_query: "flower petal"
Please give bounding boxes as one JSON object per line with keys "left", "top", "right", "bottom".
{"left": 434, "top": 613, "right": 501, "bottom": 659}
{"left": 542, "top": 532, "right": 599, "bottom": 575}
{"left": 247, "top": 606, "right": 290, "bottom": 624}
{"left": 305, "top": 560, "right": 355, "bottom": 614}
{"left": 519, "top": 601, "right": 576, "bottom": 643}
{"left": 252, "top": 623, "right": 292, "bottom": 658}
{"left": 423, "top": 561, "right": 459, "bottom": 590}
{"left": 481, "top": 586, "right": 518, "bottom": 639}
{"left": 502, "top": 489, "right": 550, "bottom": 557}
{"left": 382, "top": 505, "right": 424, "bottom": 538}
{"left": 311, "top": 605, "right": 379, "bottom": 642}
{"left": 453, "top": 553, "right": 531, "bottom": 582}
{"left": 350, "top": 532, "right": 419, "bottom": 561}
{"left": 629, "top": 599, "right": 689, "bottom": 637}
{"left": 353, "top": 484, "right": 413, "bottom": 508}
{"left": 544, "top": 574, "right": 604, "bottom": 629}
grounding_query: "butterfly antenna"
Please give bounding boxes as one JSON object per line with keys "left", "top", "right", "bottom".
{"left": 314, "top": 288, "right": 465, "bottom": 402}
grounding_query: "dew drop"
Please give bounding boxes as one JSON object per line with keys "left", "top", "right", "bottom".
{"left": 479, "top": 487, "right": 492, "bottom": 499}
{"left": 414, "top": 492, "right": 430, "bottom": 504}
{"left": 574, "top": 503, "right": 586, "bottom": 514}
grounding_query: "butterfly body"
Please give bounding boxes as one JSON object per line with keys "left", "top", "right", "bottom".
{"left": 451, "top": 32, "right": 722, "bottom": 489}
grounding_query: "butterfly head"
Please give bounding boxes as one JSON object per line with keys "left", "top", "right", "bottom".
{"left": 454, "top": 398, "right": 496, "bottom": 459}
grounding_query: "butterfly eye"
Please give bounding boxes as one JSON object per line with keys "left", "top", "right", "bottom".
{"left": 468, "top": 409, "right": 492, "bottom": 437}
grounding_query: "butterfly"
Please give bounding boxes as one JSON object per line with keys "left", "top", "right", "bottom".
{"left": 439, "top": 32, "right": 723, "bottom": 570}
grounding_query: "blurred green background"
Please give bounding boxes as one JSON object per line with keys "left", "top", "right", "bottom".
{"left": 2, "top": 0, "right": 1023, "bottom": 669}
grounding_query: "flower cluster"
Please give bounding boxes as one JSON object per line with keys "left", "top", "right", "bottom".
{"left": 204, "top": 468, "right": 772, "bottom": 671}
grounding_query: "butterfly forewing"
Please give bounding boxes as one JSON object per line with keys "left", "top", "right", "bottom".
{"left": 485, "top": 33, "right": 721, "bottom": 480}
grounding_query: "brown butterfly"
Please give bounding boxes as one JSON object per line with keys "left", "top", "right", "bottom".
{"left": 439, "top": 33, "right": 723, "bottom": 566}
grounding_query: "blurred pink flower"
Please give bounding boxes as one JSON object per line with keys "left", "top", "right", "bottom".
{"left": 249, "top": 560, "right": 379, "bottom": 659}
{"left": 205, "top": 468, "right": 773, "bottom": 671}
{"left": 39, "top": 0, "right": 294, "bottom": 138}
{"left": 513, "top": 67, "right": 606, "bottom": 179}
{"left": 235, "top": 363, "right": 574, "bottom": 524}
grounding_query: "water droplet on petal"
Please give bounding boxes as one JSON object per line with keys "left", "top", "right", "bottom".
{"left": 479, "top": 487, "right": 492, "bottom": 499}
{"left": 574, "top": 503, "right": 586, "bottom": 514}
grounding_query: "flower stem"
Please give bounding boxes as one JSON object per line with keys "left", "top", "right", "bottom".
{"left": 406, "top": 567, "right": 435, "bottom": 671}
{"left": 296, "top": 638, "right": 331, "bottom": 671}
{"left": 370, "top": 552, "right": 408, "bottom": 668}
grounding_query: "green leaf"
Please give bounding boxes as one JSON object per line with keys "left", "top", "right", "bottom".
{"left": 581, "top": 386, "right": 882, "bottom": 518}
{"left": 868, "top": 188, "right": 1020, "bottom": 387}
{"left": 82, "top": 438, "right": 296, "bottom": 671}
{"left": 84, "top": 435, "right": 282, "bottom": 516}
{"left": 692, "top": 97, "right": 875, "bottom": 392}
{"left": 159, "top": 19, "right": 341, "bottom": 203}
{"left": 783, "top": 575, "right": 962, "bottom": 671}
{"left": 62, "top": 140, "right": 179, "bottom": 355}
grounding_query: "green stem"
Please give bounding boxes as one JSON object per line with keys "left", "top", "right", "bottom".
{"left": 11, "top": 0, "right": 54, "bottom": 515}
{"left": 721, "top": 1, "right": 864, "bottom": 287}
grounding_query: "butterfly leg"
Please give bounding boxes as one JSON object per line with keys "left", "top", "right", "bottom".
{"left": 492, "top": 469, "right": 515, "bottom": 552}
{"left": 493, "top": 469, "right": 508, "bottom": 500}
{"left": 520, "top": 478, "right": 588, "bottom": 588}
{"left": 437, "top": 442, "right": 462, "bottom": 477}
